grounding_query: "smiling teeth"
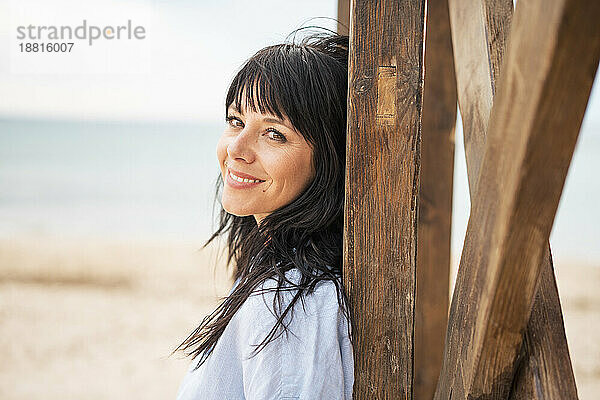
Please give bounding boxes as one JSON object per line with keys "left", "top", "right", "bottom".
{"left": 230, "top": 171, "right": 262, "bottom": 183}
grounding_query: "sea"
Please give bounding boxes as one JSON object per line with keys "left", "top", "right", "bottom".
{"left": 0, "top": 115, "right": 598, "bottom": 264}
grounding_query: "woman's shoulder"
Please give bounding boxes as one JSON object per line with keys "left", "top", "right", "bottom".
{"left": 232, "top": 267, "right": 347, "bottom": 336}
{"left": 244, "top": 268, "right": 344, "bottom": 313}
{"left": 229, "top": 269, "right": 354, "bottom": 400}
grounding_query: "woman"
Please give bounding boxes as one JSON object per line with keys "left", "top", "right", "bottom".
{"left": 174, "top": 30, "right": 354, "bottom": 400}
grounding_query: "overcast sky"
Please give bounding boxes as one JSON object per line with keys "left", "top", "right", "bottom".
{"left": 0, "top": 0, "right": 598, "bottom": 128}
{"left": 0, "top": 0, "right": 338, "bottom": 122}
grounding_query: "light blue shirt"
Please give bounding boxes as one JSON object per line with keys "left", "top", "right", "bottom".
{"left": 176, "top": 268, "right": 354, "bottom": 399}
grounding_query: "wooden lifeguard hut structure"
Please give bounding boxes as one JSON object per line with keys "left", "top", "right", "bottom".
{"left": 337, "top": 0, "right": 599, "bottom": 398}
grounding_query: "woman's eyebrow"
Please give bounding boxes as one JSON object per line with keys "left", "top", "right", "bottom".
{"left": 262, "top": 116, "right": 285, "bottom": 124}
{"left": 227, "top": 107, "right": 295, "bottom": 131}
{"left": 227, "top": 105, "right": 240, "bottom": 114}
{"left": 262, "top": 116, "right": 296, "bottom": 132}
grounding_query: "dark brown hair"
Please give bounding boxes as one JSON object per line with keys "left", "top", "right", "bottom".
{"left": 173, "top": 29, "right": 352, "bottom": 369}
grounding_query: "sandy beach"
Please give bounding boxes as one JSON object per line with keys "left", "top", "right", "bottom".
{"left": 0, "top": 236, "right": 232, "bottom": 399}
{"left": 0, "top": 236, "right": 598, "bottom": 399}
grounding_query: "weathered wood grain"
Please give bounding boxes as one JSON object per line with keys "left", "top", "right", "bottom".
{"left": 415, "top": 0, "right": 456, "bottom": 398}
{"left": 448, "top": 1, "right": 579, "bottom": 398}
{"left": 447, "top": 0, "right": 494, "bottom": 194}
{"left": 344, "top": 0, "right": 426, "bottom": 398}
{"left": 480, "top": 0, "right": 513, "bottom": 95}
{"left": 509, "top": 244, "right": 578, "bottom": 399}
{"left": 435, "top": 0, "right": 600, "bottom": 398}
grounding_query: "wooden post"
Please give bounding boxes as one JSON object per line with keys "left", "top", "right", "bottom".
{"left": 434, "top": 0, "right": 600, "bottom": 398}
{"left": 415, "top": 0, "right": 456, "bottom": 398}
{"left": 344, "top": 0, "right": 426, "bottom": 398}
{"left": 447, "top": 1, "right": 579, "bottom": 398}
{"left": 337, "top": 0, "right": 350, "bottom": 35}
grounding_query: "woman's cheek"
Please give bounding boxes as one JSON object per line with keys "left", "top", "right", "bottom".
{"left": 216, "top": 134, "right": 229, "bottom": 170}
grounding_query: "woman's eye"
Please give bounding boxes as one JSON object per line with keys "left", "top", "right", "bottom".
{"left": 266, "top": 128, "right": 287, "bottom": 142}
{"left": 226, "top": 116, "right": 243, "bottom": 128}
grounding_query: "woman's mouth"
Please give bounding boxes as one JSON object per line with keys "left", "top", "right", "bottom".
{"left": 226, "top": 169, "right": 266, "bottom": 188}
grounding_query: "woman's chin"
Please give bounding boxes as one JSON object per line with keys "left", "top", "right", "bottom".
{"left": 222, "top": 203, "right": 254, "bottom": 218}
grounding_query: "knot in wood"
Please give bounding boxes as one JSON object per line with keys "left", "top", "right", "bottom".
{"left": 352, "top": 76, "right": 374, "bottom": 94}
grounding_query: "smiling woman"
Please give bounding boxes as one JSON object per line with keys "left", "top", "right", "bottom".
{"left": 173, "top": 29, "right": 354, "bottom": 400}
{"left": 218, "top": 103, "right": 316, "bottom": 223}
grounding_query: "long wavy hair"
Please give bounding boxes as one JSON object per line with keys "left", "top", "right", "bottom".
{"left": 173, "top": 29, "right": 353, "bottom": 370}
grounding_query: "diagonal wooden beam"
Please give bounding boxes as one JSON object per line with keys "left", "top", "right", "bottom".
{"left": 447, "top": 0, "right": 578, "bottom": 398}
{"left": 448, "top": 0, "right": 509, "bottom": 196}
{"left": 435, "top": 0, "right": 600, "bottom": 399}
{"left": 344, "top": 0, "right": 426, "bottom": 398}
{"left": 415, "top": 0, "right": 456, "bottom": 398}
{"left": 509, "top": 246, "right": 578, "bottom": 399}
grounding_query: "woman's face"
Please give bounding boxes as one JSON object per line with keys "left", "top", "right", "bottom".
{"left": 216, "top": 100, "right": 315, "bottom": 224}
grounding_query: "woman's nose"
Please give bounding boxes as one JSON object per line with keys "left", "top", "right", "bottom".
{"left": 226, "top": 126, "right": 256, "bottom": 164}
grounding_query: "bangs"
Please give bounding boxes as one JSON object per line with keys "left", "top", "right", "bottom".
{"left": 226, "top": 59, "right": 286, "bottom": 121}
